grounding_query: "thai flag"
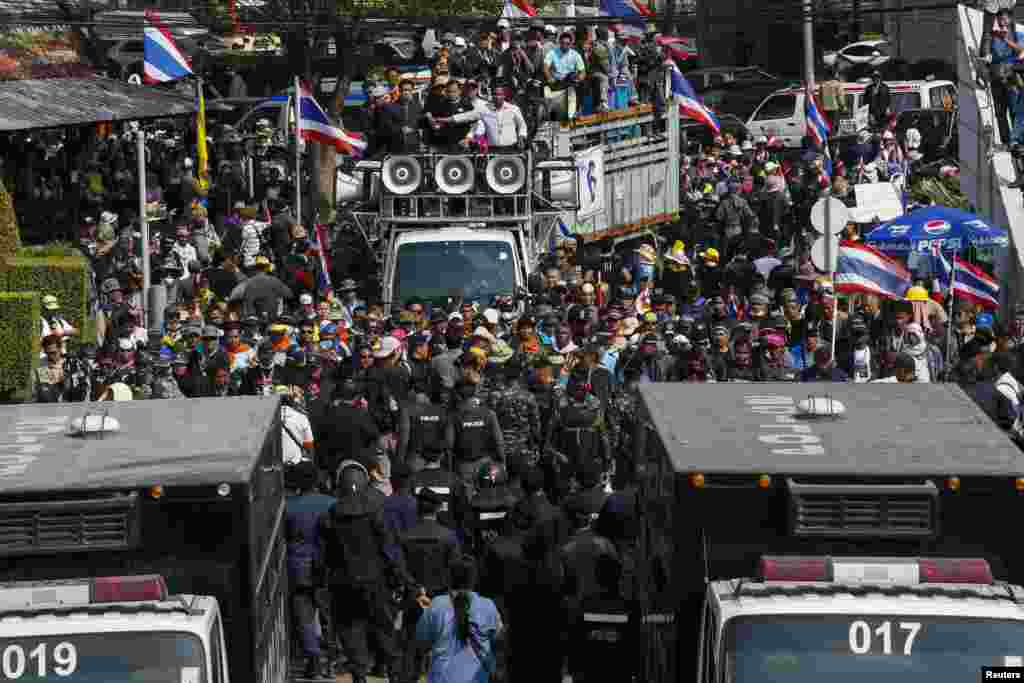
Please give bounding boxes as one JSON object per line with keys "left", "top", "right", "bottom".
{"left": 143, "top": 11, "right": 193, "bottom": 84}
{"left": 313, "top": 224, "right": 333, "bottom": 294}
{"left": 805, "top": 86, "right": 831, "bottom": 147}
{"left": 930, "top": 242, "right": 953, "bottom": 291}
{"left": 297, "top": 82, "right": 367, "bottom": 158}
{"left": 669, "top": 64, "right": 720, "bottom": 135}
{"left": 953, "top": 257, "right": 1000, "bottom": 310}
{"left": 600, "top": 0, "right": 652, "bottom": 39}
{"left": 834, "top": 240, "right": 913, "bottom": 299}
{"left": 501, "top": 0, "right": 537, "bottom": 18}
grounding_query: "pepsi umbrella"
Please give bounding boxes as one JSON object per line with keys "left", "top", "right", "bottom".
{"left": 864, "top": 206, "right": 1008, "bottom": 255}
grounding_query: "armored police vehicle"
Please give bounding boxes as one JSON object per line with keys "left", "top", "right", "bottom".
{"left": 0, "top": 398, "right": 288, "bottom": 683}
{"left": 634, "top": 383, "right": 1024, "bottom": 682}
{"left": 336, "top": 99, "right": 681, "bottom": 308}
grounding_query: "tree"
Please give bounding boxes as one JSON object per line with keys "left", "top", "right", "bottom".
{"left": 0, "top": 178, "right": 21, "bottom": 259}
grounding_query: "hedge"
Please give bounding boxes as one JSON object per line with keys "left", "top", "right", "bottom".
{"left": 1, "top": 255, "right": 89, "bottom": 336}
{"left": 0, "top": 292, "right": 39, "bottom": 397}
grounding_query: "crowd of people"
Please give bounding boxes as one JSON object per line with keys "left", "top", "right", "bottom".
{"left": 12, "top": 14, "right": 1021, "bottom": 683}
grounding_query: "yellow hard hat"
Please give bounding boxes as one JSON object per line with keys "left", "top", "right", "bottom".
{"left": 701, "top": 247, "right": 720, "bottom": 262}
{"left": 905, "top": 286, "right": 929, "bottom": 302}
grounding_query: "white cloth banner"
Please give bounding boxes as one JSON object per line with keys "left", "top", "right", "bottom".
{"left": 575, "top": 145, "right": 605, "bottom": 220}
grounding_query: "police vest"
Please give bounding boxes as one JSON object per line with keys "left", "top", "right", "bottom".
{"left": 454, "top": 407, "right": 491, "bottom": 460}
{"left": 412, "top": 405, "right": 447, "bottom": 453}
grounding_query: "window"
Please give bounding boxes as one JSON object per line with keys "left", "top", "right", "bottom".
{"left": 890, "top": 92, "right": 920, "bottom": 114}
{"left": 210, "top": 616, "right": 224, "bottom": 683}
{"left": 930, "top": 85, "right": 955, "bottom": 110}
{"left": 395, "top": 240, "right": 517, "bottom": 305}
{"left": 752, "top": 95, "right": 796, "bottom": 121}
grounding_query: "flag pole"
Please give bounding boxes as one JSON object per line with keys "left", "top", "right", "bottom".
{"left": 294, "top": 76, "right": 302, "bottom": 228}
{"left": 944, "top": 248, "right": 957, "bottom": 373}
{"left": 137, "top": 128, "right": 151, "bottom": 328}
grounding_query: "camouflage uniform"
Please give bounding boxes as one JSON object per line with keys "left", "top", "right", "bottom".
{"left": 606, "top": 386, "right": 641, "bottom": 488}
{"left": 487, "top": 382, "right": 542, "bottom": 469}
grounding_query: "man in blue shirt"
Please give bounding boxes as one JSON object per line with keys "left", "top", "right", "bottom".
{"left": 543, "top": 31, "right": 585, "bottom": 120}
{"left": 991, "top": 9, "right": 1024, "bottom": 149}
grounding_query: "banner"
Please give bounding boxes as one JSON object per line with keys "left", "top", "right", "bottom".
{"left": 575, "top": 146, "right": 605, "bottom": 220}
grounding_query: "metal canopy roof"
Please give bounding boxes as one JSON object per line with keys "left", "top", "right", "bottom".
{"left": 639, "top": 383, "right": 1024, "bottom": 477}
{"left": 0, "top": 77, "right": 196, "bottom": 132}
{"left": 0, "top": 398, "right": 279, "bottom": 494}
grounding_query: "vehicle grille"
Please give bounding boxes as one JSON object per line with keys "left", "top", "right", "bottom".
{"left": 789, "top": 484, "right": 937, "bottom": 538}
{"left": 0, "top": 493, "right": 140, "bottom": 556}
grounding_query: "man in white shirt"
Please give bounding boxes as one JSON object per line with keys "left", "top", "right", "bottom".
{"left": 171, "top": 225, "right": 199, "bottom": 277}
{"left": 475, "top": 86, "right": 528, "bottom": 151}
{"left": 279, "top": 386, "right": 316, "bottom": 465}
{"left": 39, "top": 294, "right": 78, "bottom": 359}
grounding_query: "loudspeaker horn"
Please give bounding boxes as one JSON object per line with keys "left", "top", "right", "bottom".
{"left": 381, "top": 155, "right": 422, "bottom": 195}
{"left": 434, "top": 156, "right": 475, "bottom": 195}
{"left": 485, "top": 155, "right": 526, "bottom": 195}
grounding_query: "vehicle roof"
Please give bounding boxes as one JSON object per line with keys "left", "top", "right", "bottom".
{"left": 395, "top": 227, "right": 520, "bottom": 245}
{"left": 0, "top": 595, "right": 218, "bottom": 637}
{"left": 709, "top": 579, "right": 1024, "bottom": 621}
{"left": 772, "top": 80, "right": 954, "bottom": 98}
{"left": 840, "top": 38, "right": 890, "bottom": 48}
{"left": 688, "top": 65, "right": 773, "bottom": 75}
{"left": 0, "top": 398, "right": 280, "bottom": 495}
{"left": 638, "top": 383, "right": 1024, "bottom": 476}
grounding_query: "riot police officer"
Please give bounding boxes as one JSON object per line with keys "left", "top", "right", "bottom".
{"left": 396, "top": 489, "right": 461, "bottom": 683}
{"left": 569, "top": 554, "right": 636, "bottom": 683}
{"left": 464, "top": 461, "right": 520, "bottom": 558}
{"left": 486, "top": 356, "right": 542, "bottom": 471}
{"left": 545, "top": 375, "right": 606, "bottom": 503}
{"left": 317, "top": 460, "right": 415, "bottom": 683}
{"left": 446, "top": 379, "right": 505, "bottom": 487}
{"left": 397, "top": 381, "right": 449, "bottom": 471}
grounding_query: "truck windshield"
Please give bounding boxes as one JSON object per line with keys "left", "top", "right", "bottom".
{"left": 395, "top": 240, "right": 516, "bottom": 305}
{"left": 725, "top": 615, "right": 1024, "bottom": 683}
{"left": 0, "top": 632, "right": 206, "bottom": 682}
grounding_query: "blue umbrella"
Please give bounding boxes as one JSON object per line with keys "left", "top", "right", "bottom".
{"left": 864, "top": 206, "right": 1008, "bottom": 256}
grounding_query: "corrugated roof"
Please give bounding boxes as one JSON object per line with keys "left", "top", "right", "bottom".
{"left": 0, "top": 77, "right": 197, "bottom": 131}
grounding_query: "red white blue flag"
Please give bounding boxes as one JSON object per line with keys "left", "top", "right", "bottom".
{"left": 835, "top": 240, "right": 912, "bottom": 299}
{"left": 600, "top": 0, "right": 652, "bottom": 39}
{"left": 297, "top": 82, "right": 367, "bottom": 158}
{"left": 805, "top": 86, "right": 831, "bottom": 147}
{"left": 669, "top": 63, "right": 720, "bottom": 134}
{"left": 929, "top": 243, "right": 999, "bottom": 309}
{"left": 144, "top": 10, "right": 193, "bottom": 83}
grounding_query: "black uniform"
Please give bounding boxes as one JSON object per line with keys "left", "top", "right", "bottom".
{"left": 317, "top": 469, "right": 413, "bottom": 681}
{"left": 446, "top": 397, "right": 505, "bottom": 486}
{"left": 546, "top": 391, "right": 606, "bottom": 502}
{"left": 397, "top": 395, "right": 449, "bottom": 469}
{"left": 411, "top": 463, "right": 460, "bottom": 529}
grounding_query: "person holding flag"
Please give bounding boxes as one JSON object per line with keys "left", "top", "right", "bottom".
{"left": 295, "top": 81, "right": 368, "bottom": 159}
{"left": 805, "top": 84, "right": 833, "bottom": 184}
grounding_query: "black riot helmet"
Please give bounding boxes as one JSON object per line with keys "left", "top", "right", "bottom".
{"left": 336, "top": 460, "right": 369, "bottom": 498}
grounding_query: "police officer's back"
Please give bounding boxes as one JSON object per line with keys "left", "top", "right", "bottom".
{"left": 464, "top": 462, "right": 519, "bottom": 557}
{"left": 400, "top": 488, "right": 461, "bottom": 597}
{"left": 486, "top": 357, "right": 542, "bottom": 470}
{"left": 317, "top": 460, "right": 413, "bottom": 683}
{"left": 570, "top": 554, "right": 636, "bottom": 683}
{"left": 446, "top": 379, "right": 505, "bottom": 485}
{"left": 397, "top": 385, "right": 449, "bottom": 470}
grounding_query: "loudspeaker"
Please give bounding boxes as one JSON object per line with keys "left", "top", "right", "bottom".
{"left": 434, "top": 156, "right": 475, "bottom": 195}
{"left": 381, "top": 155, "right": 422, "bottom": 195}
{"left": 485, "top": 155, "right": 526, "bottom": 194}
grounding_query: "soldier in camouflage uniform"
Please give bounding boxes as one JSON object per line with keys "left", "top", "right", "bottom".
{"left": 544, "top": 373, "right": 606, "bottom": 504}
{"left": 486, "top": 355, "right": 542, "bottom": 471}
{"left": 606, "top": 380, "right": 641, "bottom": 489}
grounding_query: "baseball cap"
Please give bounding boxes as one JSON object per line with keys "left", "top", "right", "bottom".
{"left": 497, "top": 18, "right": 510, "bottom": 28}
{"left": 483, "top": 308, "right": 500, "bottom": 325}
{"left": 299, "top": 293, "right": 313, "bottom": 305}
{"left": 202, "top": 325, "right": 221, "bottom": 339}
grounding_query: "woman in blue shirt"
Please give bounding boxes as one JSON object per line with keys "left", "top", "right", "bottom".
{"left": 416, "top": 556, "right": 504, "bottom": 683}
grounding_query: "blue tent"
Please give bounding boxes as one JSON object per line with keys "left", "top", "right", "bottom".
{"left": 864, "top": 206, "right": 1008, "bottom": 256}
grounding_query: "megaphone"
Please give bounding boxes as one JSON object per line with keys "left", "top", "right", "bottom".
{"left": 434, "top": 156, "right": 475, "bottom": 195}
{"left": 485, "top": 155, "right": 526, "bottom": 195}
{"left": 381, "top": 156, "right": 422, "bottom": 195}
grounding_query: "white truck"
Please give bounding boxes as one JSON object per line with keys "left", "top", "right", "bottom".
{"left": 335, "top": 101, "right": 681, "bottom": 307}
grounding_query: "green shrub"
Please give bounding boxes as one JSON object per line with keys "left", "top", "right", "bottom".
{"left": 15, "top": 242, "right": 80, "bottom": 259}
{"left": 0, "top": 292, "right": 39, "bottom": 397}
{"left": 1, "top": 256, "right": 89, "bottom": 334}
{"left": 0, "top": 179, "right": 20, "bottom": 259}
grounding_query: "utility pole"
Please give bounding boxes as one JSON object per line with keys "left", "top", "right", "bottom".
{"left": 803, "top": 0, "right": 816, "bottom": 90}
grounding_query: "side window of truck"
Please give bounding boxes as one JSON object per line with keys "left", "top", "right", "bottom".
{"left": 752, "top": 94, "right": 796, "bottom": 121}
{"left": 210, "top": 615, "right": 224, "bottom": 683}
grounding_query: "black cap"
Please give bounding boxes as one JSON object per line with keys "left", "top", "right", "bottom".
{"left": 391, "top": 461, "right": 413, "bottom": 484}
{"left": 417, "top": 487, "right": 445, "bottom": 509}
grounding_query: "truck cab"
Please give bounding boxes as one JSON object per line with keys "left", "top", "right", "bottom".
{"left": 701, "top": 556, "right": 1024, "bottom": 682}
{"left": 0, "top": 575, "right": 229, "bottom": 683}
{"left": 632, "top": 383, "right": 1024, "bottom": 682}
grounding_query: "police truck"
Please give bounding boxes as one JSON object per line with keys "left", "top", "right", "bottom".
{"left": 0, "top": 398, "right": 288, "bottom": 683}
{"left": 633, "top": 383, "right": 1024, "bottom": 682}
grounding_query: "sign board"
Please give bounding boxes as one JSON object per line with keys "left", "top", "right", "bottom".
{"left": 850, "top": 182, "right": 904, "bottom": 223}
{"left": 575, "top": 145, "right": 605, "bottom": 220}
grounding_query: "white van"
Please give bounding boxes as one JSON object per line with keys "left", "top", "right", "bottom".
{"left": 746, "top": 79, "right": 957, "bottom": 148}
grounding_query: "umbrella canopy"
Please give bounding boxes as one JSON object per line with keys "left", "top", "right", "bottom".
{"left": 864, "top": 206, "right": 1008, "bottom": 255}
